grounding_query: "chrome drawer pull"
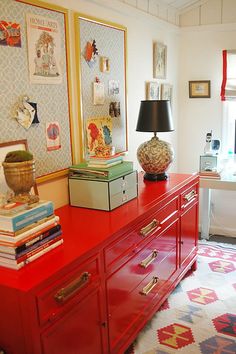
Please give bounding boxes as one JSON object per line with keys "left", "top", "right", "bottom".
{"left": 140, "top": 219, "right": 159, "bottom": 237}
{"left": 140, "top": 250, "right": 158, "bottom": 268}
{"left": 54, "top": 272, "right": 91, "bottom": 303}
{"left": 184, "top": 190, "right": 196, "bottom": 202}
{"left": 140, "top": 276, "right": 159, "bottom": 296}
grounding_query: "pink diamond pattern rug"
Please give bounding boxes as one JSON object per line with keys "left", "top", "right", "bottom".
{"left": 126, "top": 241, "right": 236, "bottom": 354}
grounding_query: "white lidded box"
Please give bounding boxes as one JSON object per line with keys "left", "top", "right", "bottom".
{"left": 69, "top": 171, "right": 138, "bottom": 211}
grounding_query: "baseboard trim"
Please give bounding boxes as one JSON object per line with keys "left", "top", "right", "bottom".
{"left": 210, "top": 225, "right": 236, "bottom": 237}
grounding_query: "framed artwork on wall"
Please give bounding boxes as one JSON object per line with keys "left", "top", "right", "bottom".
{"left": 189, "top": 80, "right": 211, "bottom": 98}
{"left": 153, "top": 42, "right": 167, "bottom": 79}
{"left": 161, "top": 83, "right": 173, "bottom": 104}
{"left": 146, "top": 81, "right": 161, "bottom": 100}
{"left": 74, "top": 13, "right": 128, "bottom": 160}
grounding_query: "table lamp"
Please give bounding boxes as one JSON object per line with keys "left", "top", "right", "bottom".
{"left": 136, "top": 100, "right": 174, "bottom": 181}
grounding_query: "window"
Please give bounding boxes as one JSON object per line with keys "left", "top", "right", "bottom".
{"left": 221, "top": 50, "right": 236, "bottom": 155}
{"left": 222, "top": 101, "right": 236, "bottom": 155}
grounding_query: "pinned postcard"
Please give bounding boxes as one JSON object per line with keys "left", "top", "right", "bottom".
{"left": 46, "top": 121, "right": 61, "bottom": 151}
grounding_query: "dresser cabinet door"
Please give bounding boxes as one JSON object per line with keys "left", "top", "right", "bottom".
{"left": 41, "top": 287, "right": 106, "bottom": 354}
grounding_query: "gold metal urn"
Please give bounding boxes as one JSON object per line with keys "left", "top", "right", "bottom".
{"left": 2, "top": 151, "right": 39, "bottom": 204}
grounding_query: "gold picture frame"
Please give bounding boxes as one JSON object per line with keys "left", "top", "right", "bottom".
{"left": 189, "top": 80, "right": 211, "bottom": 98}
{"left": 161, "top": 83, "right": 173, "bottom": 106}
{"left": 146, "top": 81, "right": 161, "bottom": 100}
{"left": 3, "top": 0, "right": 75, "bottom": 183}
{"left": 153, "top": 42, "right": 167, "bottom": 79}
{"left": 74, "top": 13, "right": 128, "bottom": 160}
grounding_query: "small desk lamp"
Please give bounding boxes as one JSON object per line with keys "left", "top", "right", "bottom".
{"left": 136, "top": 100, "right": 174, "bottom": 181}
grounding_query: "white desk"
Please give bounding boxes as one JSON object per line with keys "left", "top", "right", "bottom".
{"left": 199, "top": 173, "right": 236, "bottom": 239}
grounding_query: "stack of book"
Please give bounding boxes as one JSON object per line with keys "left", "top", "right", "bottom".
{"left": 69, "top": 160, "right": 134, "bottom": 181}
{"left": 0, "top": 200, "right": 63, "bottom": 270}
{"left": 87, "top": 153, "right": 124, "bottom": 168}
{"left": 199, "top": 169, "right": 222, "bottom": 179}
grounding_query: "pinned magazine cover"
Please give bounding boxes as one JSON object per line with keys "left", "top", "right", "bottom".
{"left": 26, "top": 13, "right": 62, "bottom": 84}
{"left": 0, "top": 20, "right": 21, "bottom": 47}
{"left": 46, "top": 122, "right": 61, "bottom": 151}
{"left": 86, "top": 116, "right": 112, "bottom": 157}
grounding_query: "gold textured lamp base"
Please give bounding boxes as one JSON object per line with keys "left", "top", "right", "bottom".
{"left": 137, "top": 136, "right": 174, "bottom": 181}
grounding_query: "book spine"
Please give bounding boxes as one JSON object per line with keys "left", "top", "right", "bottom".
{"left": 0, "top": 234, "right": 63, "bottom": 264}
{"left": 87, "top": 160, "right": 122, "bottom": 168}
{"left": 88, "top": 156, "right": 123, "bottom": 164}
{"left": 10, "top": 202, "right": 54, "bottom": 232}
{"left": 0, "top": 214, "right": 56, "bottom": 236}
{"left": 16, "top": 233, "right": 62, "bottom": 262}
{"left": 0, "top": 216, "right": 60, "bottom": 245}
{"left": 16, "top": 225, "right": 61, "bottom": 254}
{"left": 0, "top": 239, "right": 63, "bottom": 270}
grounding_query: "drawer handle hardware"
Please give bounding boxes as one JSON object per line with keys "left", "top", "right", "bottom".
{"left": 184, "top": 190, "right": 196, "bottom": 202}
{"left": 54, "top": 272, "right": 91, "bottom": 303}
{"left": 140, "top": 276, "right": 159, "bottom": 296}
{"left": 140, "top": 250, "right": 158, "bottom": 268}
{"left": 140, "top": 219, "right": 159, "bottom": 237}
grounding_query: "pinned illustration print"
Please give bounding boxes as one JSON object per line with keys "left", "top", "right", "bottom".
{"left": 26, "top": 13, "right": 62, "bottom": 84}
{"left": 86, "top": 116, "right": 112, "bottom": 157}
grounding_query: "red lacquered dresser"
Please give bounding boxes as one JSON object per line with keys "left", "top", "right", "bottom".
{"left": 0, "top": 173, "right": 199, "bottom": 354}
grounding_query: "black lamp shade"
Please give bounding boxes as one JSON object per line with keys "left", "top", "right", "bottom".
{"left": 136, "top": 100, "right": 174, "bottom": 132}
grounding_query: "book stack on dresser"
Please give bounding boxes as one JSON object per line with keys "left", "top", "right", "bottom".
{"left": 87, "top": 153, "right": 124, "bottom": 168}
{"left": 0, "top": 200, "right": 63, "bottom": 270}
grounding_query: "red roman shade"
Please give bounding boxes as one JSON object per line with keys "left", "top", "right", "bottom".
{"left": 221, "top": 49, "right": 236, "bottom": 101}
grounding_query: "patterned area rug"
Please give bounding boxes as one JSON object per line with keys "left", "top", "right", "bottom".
{"left": 126, "top": 241, "right": 236, "bottom": 354}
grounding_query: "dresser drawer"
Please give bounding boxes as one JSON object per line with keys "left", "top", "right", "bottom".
{"left": 36, "top": 256, "right": 100, "bottom": 326}
{"left": 180, "top": 182, "right": 198, "bottom": 211}
{"left": 107, "top": 219, "right": 178, "bottom": 351}
{"left": 104, "top": 196, "right": 178, "bottom": 272}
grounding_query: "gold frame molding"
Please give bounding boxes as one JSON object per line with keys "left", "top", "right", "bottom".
{"left": 189, "top": 80, "right": 211, "bottom": 98}
{"left": 74, "top": 12, "right": 128, "bottom": 160}
{"left": 14, "top": 0, "right": 75, "bottom": 183}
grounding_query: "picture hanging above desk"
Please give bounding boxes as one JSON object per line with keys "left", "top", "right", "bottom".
{"left": 74, "top": 13, "right": 128, "bottom": 160}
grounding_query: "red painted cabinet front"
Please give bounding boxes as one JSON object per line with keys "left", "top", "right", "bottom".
{"left": 0, "top": 173, "right": 199, "bottom": 354}
{"left": 41, "top": 287, "right": 106, "bottom": 354}
{"left": 106, "top": 219, "right": 179, "bottom": 353}
{"left": 179, "top": 182, "right": 199, "bottom": 268}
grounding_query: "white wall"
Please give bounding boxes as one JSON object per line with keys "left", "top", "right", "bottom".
{"left": 179, "top": 23, "right": 236, "bottom": 236}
